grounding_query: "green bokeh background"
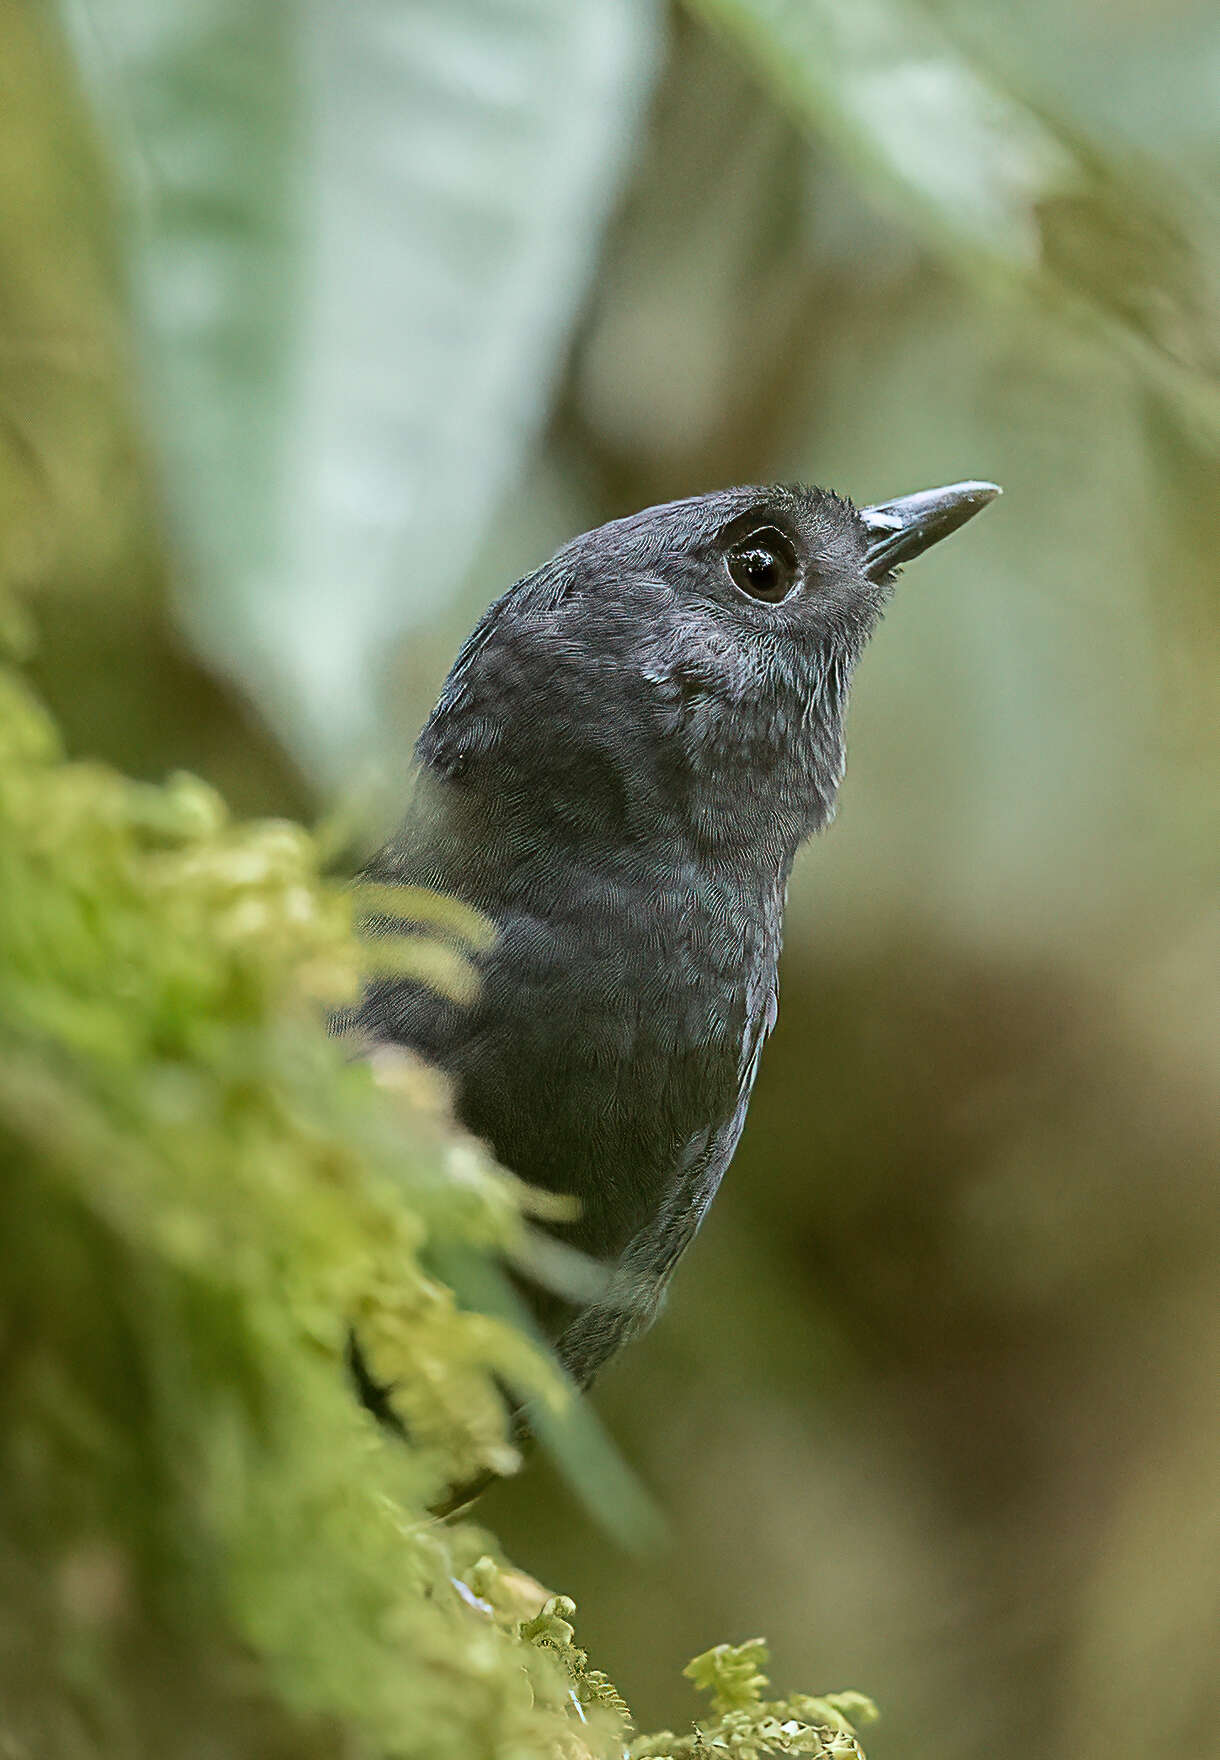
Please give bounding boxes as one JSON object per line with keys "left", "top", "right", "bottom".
{"left": 6, "top": 0, "right": 1220, "bottom": 1754}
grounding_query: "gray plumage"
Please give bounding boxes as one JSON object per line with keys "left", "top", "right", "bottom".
{"left": 348, "top": 479, "right": 998, "bottom": 1391}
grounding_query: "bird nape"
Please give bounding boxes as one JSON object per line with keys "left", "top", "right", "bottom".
{"left": 341, "top": 478, "right": 1000, "bottom": 1479}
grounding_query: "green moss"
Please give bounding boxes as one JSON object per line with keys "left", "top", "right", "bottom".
{"left": 636, "top": 1642, "right": 878, "bottom": 1759}
{"left": 0, "top": 653, "right": 874, "bottom": 1757}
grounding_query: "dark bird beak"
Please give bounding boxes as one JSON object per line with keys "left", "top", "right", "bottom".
{"left": 861, "top": 480, "right": 1001, "bottom": 580}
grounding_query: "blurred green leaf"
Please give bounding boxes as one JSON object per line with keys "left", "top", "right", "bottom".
{"left": 60, "top": 0, "right": 661, "bottom": 783}
{"left": 431, "top": 1240, "right": 665, "bottom": 1552}
{"left": 682, "top": 0, "right": 1220, "bottom": 427}
{"left": 0, "top": 1, "right": 137, "bottom": 597}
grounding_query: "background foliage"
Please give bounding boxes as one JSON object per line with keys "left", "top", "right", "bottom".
{"left": 4, "top": 0, "right": 1220, "bottom": 1755}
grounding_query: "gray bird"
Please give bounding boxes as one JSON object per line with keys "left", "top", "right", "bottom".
{"left": 349, "top": 479, "right": 999, "bottom": 1397}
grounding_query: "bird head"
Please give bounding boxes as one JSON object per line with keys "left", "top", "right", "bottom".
{"left": 418, "top": 480, "right": 999, "bottom": 867}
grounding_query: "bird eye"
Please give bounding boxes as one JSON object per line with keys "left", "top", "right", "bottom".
{"left": 725, "top": 526, "right": 799, "bottom": 603}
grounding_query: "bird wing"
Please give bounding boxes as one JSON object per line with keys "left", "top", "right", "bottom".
{"left": 552, "top": 967, "right": 778, "bottom": 1388}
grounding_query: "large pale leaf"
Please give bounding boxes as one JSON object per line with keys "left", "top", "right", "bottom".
{"left": 60, "top": 0, "right": 660, "bottom": 782}
{"left": 683, "top": 0, "right": 1220, "bottom": 429}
